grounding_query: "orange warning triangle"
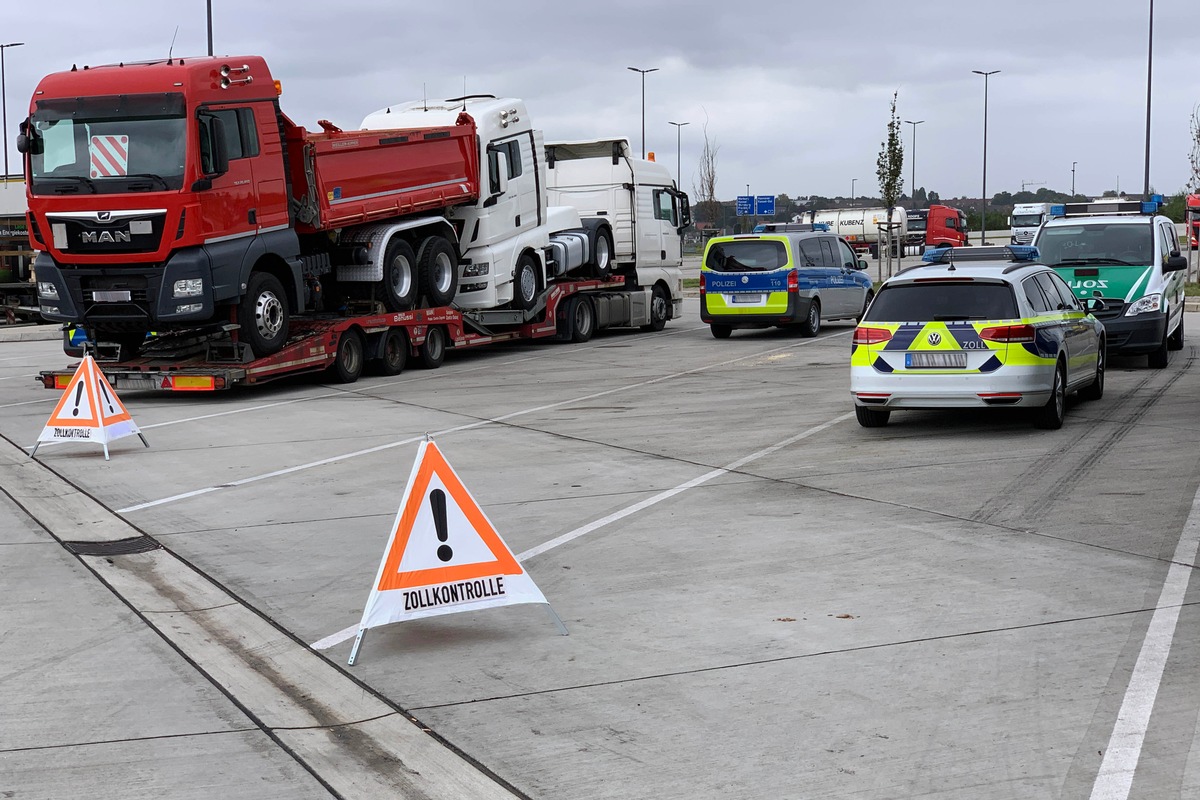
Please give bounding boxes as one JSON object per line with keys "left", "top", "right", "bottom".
{"left": 44, "top": 356, "right": 101, "bottom": 427}
{"left": 376, "top": 440, "right": 523, "bottom": 592}
{"left": 93, "top": 364, "right": 133, "bottom": 425}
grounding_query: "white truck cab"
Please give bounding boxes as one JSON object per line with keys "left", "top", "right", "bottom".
{"left": 1009, "top": 202, "right": 1052, "bottom": 245}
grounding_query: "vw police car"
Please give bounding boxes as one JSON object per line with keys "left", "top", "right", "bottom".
{"left": 850, "top": 246, "right": 1106, "bottom": 429}
{"left": 700, "top": 225, "right": 873, "bottom": 338}
{"left": 1033, "top": 196, "right": 1186, "bottom": 368}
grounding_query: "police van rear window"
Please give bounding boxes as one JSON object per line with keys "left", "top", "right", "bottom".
{"left": 705, "top": 240, "right": 788, "bottom": 272}
{"left": 864, "top": 282, "right": 1019, "bottom": 321}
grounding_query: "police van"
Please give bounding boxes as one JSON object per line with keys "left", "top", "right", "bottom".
{"left": 1033, "top": 196, "right": 1186, "bottom": 367}
{"left": 700, "top": 227, "right": 873, "bottom": 339}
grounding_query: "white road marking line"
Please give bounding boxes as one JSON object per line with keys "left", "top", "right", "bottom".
{"left": 120, "top": 331, "right": 850, "bottom": 514}
{"left": 310, "top": 411, "right": 853, "bottom": 651}
{"left": 0, "top": 397, "right": 57, "bottom": 409}
{"left": 1089, "top": 485, "right": 1200, "bottom": 799}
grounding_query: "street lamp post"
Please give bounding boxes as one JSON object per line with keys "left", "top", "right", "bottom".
{"left": 972, "top": 69, "right": 1000, "bottom": 245}
{"left": 1071, "top": 161, "right": 1077, "bottom": 196}
{"left": 207, "top": 0, "right": 214, "bottom": 56}
{"left": 1142, "top": 0, "right": 1154, "bottom": 200}
{"left": 0, "top": 42, "right": 25, "bottom": 182}
{"left": 904, "top": 119, "right": 924, "bottom": 207}
{"left": 627, "top": 66, "right": 659, "bottom": 159}
{"left": 668, "top": 121, "right": 689, "bottom": 188}
{"left": 851, "top": 178, "right": 857, "bottom": 206}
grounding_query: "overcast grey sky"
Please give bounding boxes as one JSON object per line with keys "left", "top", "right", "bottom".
{"left": 6, "top": 1, "right": 1198, "bottom": 203}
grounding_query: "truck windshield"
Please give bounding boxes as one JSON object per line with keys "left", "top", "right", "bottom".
{"left": 1011, "top": 214, "right": 1044, "bottom": 227}
{"left": 29, "top": 93, "right": 187, "bottom": 194}
{"left": 704, "top": 240, "right": 788, "bottom": 272}
{"left": 1034, "top": 223, "right": 1154, "bottom": 267}
{"left": 907, "top": 219, "right": 927, "bottom": 232}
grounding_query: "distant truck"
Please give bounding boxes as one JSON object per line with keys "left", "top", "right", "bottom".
{"left": 904, "top": 204, "right": 969, "bottom": 253}
{"left": 1009, "top": 202, "right": 1053, "bottom": 245}
{"left": 20, "top": 55, "right": 688, "bottom": 360}
{"left": 794, "top": 206, "right": 908, "bottom": 258}
{"left": 1187, "top": 194, "right": 1199, "bottom": 249}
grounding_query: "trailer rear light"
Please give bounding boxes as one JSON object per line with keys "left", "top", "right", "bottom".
{"left": 852, "top": 326, "right": 893, "bottom": 345}
{"left": 162, "top": 375, "right": 217, "bottom": 391}
{"left": 979, "top": 324, "right": 1035, "bottom": 343}
{"left": 54, "top": 374, "right": 71, "bottom": 389}
{"left": 787, "top": 270, "right": 799, "bottom": 292}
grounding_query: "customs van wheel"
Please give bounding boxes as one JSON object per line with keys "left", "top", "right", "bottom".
{"left": 381, "top": 239, "right": 418, "bottom": 312}
{"left": 418, "top": 325, "right": 447, "bottom": 369}
{"left": 857, "top": 290, "right": 875, "bottom": 323}
{"left": 799, "top": 300, "right": 821, "bottom": 337}
{"left": 568, "top": 296, "right": 595, "bottom": 343}
{"left": 418, "top": 236, "right": 458, "bottom": 308}
{"left": 1080, "top": 342, "right": 1105, "bottom": 401}
{"left": 1148, "top": 324, "right": 1170, "bottom": 368}
{"left": 374, "top": 327, "right": 408, "bottom": 376}
{"left": 1034, "top": 362, "right": 1066, "bottom": 429}
{"left": 239, "top": 272, "right": 290, "bottom": 357}
{"left": 642, "top": 284, "right": 670, "bottom": 331}
{"left": 710, "top": 323, "right": 733, "bottom": 339}
{"left": 591, "top": 227, "right": 614, "bottom": 275}
{"left": 855, "top": 405, "right": 890, "bottom": 428}
{"left": 328, "top": 328, "right": 364, "bottom": 384}
{"left": 514, "top": 254, "right": 540, "bottom": 311}
{"left": 1168, "top": 313, "right": 1184, "bottom": 351}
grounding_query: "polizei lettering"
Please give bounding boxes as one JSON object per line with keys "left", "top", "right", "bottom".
{"left": 81, "top": 230, "right": 132, "bottom": 244}
{"left": 403, "top": 576, "right": 506, "bottom": 611}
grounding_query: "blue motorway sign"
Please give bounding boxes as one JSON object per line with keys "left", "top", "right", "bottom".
{"left": 755, "top": 195, "right": 776, "bottom": 216}
{"left": 736, "top": 195, "right": 753, "bottom": 216}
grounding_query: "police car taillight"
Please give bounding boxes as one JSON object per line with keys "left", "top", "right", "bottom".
{"left": 787, "top": 270, "right": 799, "bottom": 292}
{"left": 852, "top": 326, "right": 893, "bottom": 345}
{"left": 979, "top": 324, "right": 1035, "bottom": 343}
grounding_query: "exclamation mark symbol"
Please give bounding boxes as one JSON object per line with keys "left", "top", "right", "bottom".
{"left": 99, "top": 382, "right": 116, "bottom": 415}
{"left": 430, "top": 488, "right": 452, "bottom": 562}
{"left": 71, "top": 382, "right": 84, "bottom": 416}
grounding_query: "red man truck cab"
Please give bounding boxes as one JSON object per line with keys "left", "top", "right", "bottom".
{"left": 20, "top": 56, "right": 480, "bottom": 358}
{"left": 1187, "top": 194, "right": 1199, "bottom": 249}
{"left": 905, "top": 204, "right": 968, "bottom": 253}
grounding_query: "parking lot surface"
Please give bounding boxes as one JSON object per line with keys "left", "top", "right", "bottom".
{"left": 3, "top": 305, "right": 1200, "bottom": 798}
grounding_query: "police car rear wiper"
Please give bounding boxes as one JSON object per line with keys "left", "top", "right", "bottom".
{"left": 932, "top": 314, "right": 986, "bottom": 321}
{"left": 1052, "top": 257, "right": 1137, "bottom": 266}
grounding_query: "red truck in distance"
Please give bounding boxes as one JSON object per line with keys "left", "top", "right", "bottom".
{"left": 905, "top": 204, "right": 969, "bottom": 253}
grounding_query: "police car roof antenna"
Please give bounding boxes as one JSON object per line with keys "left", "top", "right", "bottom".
{"left": 946, "top": 248, "right": 957, "bottom": 271}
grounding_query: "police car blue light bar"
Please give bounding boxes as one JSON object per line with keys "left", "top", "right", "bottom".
{"left": 922, "top": 245, "right": 1040, "bottom": 264}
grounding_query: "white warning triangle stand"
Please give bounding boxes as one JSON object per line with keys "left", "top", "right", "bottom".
{"left": 348, "top": 436, "right": 567, "bottom": 665}
{"left": 30, "top": 355, "right": 149, "bottom": 461}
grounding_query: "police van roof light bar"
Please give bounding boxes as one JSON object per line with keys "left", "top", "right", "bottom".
{"left": 1050, "top": 196, "right": 1163, "bottom": 219}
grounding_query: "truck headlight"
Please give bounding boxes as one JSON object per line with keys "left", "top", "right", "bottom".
{"left": 40, "top": 305, "right": 60, "bottom": 315}
{"left": 1125, "top": 294, "right": 1161, "bottom": 316}
{"left": 462, "top": 262, "right": 490, "bottom": 277}
{"left": 173, "top": 278, "right": 204, "bottom": 298}
{"left": 37, "top": 281, "right": 58, "bottom": 299}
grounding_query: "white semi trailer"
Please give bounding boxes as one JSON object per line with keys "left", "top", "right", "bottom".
{"left": 795, "top": 207, "right": 908, "bottom": 258}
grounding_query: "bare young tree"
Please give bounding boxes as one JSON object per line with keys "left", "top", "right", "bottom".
{"left": 876, "top": 90, "right": 904, "bottom": 276}
{"left": 693, "top": 113, "right": 720, "bottom": 235}
{"left": 1189, "top": 104, "right": 1200, "bottom": 194}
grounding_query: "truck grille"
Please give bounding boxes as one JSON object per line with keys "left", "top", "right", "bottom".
{"left": 82, "top": 275, "right": 151, "bottom": 303}
{"left": 49, "top": 213, "right": 166, "bottom": 254}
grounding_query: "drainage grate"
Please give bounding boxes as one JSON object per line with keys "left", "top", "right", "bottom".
{"left": 62, "top": 537, "right": 161, "bottom": 556}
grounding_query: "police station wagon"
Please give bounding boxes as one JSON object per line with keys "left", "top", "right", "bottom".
{"left": 850, "top": 246, "right": 1106, "bottom": 430}
{"left": 700, "top": 228, "right": 873, "bottom": 338}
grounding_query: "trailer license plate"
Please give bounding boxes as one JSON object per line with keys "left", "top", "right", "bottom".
{"left": 906, "top": 352, "right": 967, "bottom": 369}
{"left": 115, "top": 376, "right": 159, "bottom": 391}
{"left": 93, "top": 290, "right": 131, "bottom": 302}
{"left": 730, "top": 293, "right": 765, "bottom": 304}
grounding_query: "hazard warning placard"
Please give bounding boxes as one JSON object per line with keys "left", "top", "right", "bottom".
{"left": 32, "top": 356, "right": 146, "bottom": 459}
{"left": 355, "top": 439, "right": 551, "bottom": 635}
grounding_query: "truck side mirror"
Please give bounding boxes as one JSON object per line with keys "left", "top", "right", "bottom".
{"left": 494, "top": 151, "right": 509, "bottom": 196}
{"left": 197, "top": 113, "right": 229, "bottom": 179}
{"left": 677, "top": 193, "right": 692, "bottom": 230}
{"left": 15, "top": 134, "right": 28, "bottom": 154}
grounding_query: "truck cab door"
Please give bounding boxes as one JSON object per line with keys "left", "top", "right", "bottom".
{"left": 197, "top": 107, "right": 258, "bottom": 241}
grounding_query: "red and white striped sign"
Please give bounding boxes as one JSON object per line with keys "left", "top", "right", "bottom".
{"left": 89, "top": 134, "right": 129, "bottom": 178}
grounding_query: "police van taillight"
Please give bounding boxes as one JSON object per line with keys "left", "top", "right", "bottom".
{"left": 787, "top": 270, "right": 799, "bottom": 292}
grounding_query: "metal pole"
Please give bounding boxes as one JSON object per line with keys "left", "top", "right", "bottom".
{"left": 668, "top": 121, "right": 689, "bottom": 187}
{"left": 1072, "top": 161, "right": 1077, "bottom": 196}
{"left": 851, "top": 178, "right": 856, "bottom": 206}
{"left": 973, "top": 70, "right": 1000, "bottom": 245}
{"left": 0, "top": 43, "right": 25, "bottom": 181}
{"left": 207, "top": 0, "right": 214, "bottom": 56}
{"left": 1142, "top": 0, "right": 1153, "bottom": 200}
{"left": 627, "top": 67, "right": 659, "bottom": 160}
{"left": 904, "top": 120, "right": 924, "bottom": 207}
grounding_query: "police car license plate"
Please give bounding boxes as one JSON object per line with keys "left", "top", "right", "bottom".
{"left": 906, "top": 352, "right": 967, "bottom": 369}
{"left": 730, "top": 294, "right": 764, "bottom": 304}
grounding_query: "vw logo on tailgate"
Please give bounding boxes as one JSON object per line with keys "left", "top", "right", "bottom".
{"left": 927, "top": 332, "right": 942, "bottom": 346}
